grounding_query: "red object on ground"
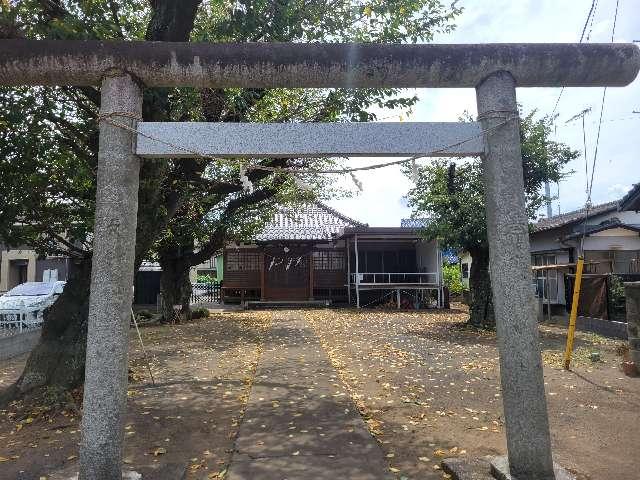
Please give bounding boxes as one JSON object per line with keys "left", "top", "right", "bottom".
{"left": 622, "top": 361, "right": 638, "bottom": 377}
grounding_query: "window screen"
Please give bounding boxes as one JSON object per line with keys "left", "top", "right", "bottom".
{"left": 226, "top": 251, "right": 261, "bottom": 271}
{"left": 313, "top": 251, "right": 345, "bottom": 270}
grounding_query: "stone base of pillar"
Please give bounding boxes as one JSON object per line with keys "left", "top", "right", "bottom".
{"left": 490, "top": 456, "right": 575, "bottom": 480}
{"left": 50, "top": 468, "right": 142, "bottom": 480}
{"left": 441, "top": 456, "right": 576, "bottom": 480}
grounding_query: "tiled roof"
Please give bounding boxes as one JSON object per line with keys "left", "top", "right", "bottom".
{"left": 620, "top": 183, "right": 640, "bottom": 211}
{"left": 400, "top": 218, "right": 430, "bottom": 228}
{"left": 532, "top": 200, "right": 618, "bottom": 232}
{"left": 563, "top": 221, "right": 640, "bottom": 239}
{"left": 255, "top": 202, "right": 365, "bottom": 241}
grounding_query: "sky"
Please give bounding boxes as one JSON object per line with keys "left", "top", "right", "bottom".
{"left": 328, "top": 0, "right": 640, "bottom": 227}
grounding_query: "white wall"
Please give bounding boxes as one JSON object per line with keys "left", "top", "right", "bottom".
{"left": 582, "top": 232, "right": 640, "bottom": 251}
{"left": 0, "top": 249, "right": 37, "bottom": 292}
{"left": 460, "top": 251, "right": 472, "bottom": 288}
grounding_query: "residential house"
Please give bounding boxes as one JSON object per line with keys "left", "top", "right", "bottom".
{"left": 530, "top": 200, "right": 640, "bottom": 311}
{"left": 221, "top": 202, "right": 444, "bottom": 307}
{"left": 189, "top": 254, "right": 223, "bottom": 284}
{"left": 620, "top": 183, "right": 640, "bottom": 212}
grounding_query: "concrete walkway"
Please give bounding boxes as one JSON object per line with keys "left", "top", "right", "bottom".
{"left": 227, "top": 314, "right": 390, "bottom": 480}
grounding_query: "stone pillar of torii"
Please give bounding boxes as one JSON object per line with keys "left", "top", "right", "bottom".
{"left": 1, "top": 40, "right": 638, "bottom": 480}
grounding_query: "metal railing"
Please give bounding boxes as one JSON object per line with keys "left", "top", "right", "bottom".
{"left": 190, "top": 282, "right": 221, "bottom": 304}
{"left": 350, "top": 272, "right": 439, "bottom": 285}
{"left": 0, "top": 309, "right": 43, "bottom": 337}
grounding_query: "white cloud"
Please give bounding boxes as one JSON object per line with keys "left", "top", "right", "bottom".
{"left": 607, "top": 183, "right": 632, "bottom": 200}
{"left": 329, "top": 0, "right": 640, "bottom": 226}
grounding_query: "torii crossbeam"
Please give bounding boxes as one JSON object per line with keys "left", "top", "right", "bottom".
{"left": 1, "top": 40, "right": 638, "bottom": 480}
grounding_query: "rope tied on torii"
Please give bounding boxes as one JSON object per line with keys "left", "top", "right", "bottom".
{"left": 96, "top": 109, "right": 518, "bottom": 176}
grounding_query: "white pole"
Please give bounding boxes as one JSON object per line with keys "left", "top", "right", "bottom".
{"left": 355, "top": 233, "right": 360, "bottom": 309}
{"left": 346, "top": 237, "right": 351, "bottom": 305}
{"left": 437, "top": 244, "right": 443, "bottom": 307}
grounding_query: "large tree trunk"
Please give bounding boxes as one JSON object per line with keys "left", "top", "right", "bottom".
{"left": 1, "top": 1, "right": 205, "bottom": 406}
{"left": 159, "top": 247, "right": 193, "bottom": 323}
{"left": 0, "top": 259, "right": 91, "bottom": 405}
{"left": 468, "top": 248, "right": 495, "bottom": 328}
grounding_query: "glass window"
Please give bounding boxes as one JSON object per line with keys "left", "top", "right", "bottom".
{"left": 612, "top": 250, "right": 640, "bottom": 274}
{"left": 461, "top": 263, "right": 469, "bottom": 279}
{"left": 584, "top": 250, "right": 612, "bottom": 273}
{"left": 532, "top": 254, "right": 557, "bottom": 301}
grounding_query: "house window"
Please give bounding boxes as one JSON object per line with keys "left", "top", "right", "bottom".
{"left": 532, "top": 254, "right": 557, "bottom": 301}
{"left": 584, "top": 250, "right": 640, "bottom": 274}
{"left": 226, "top": 251, "right": 261, "bottom": 271}
{"left": 461, "top": 263, "right": 469, "bottom": 279}
{"left": 313, "top": 251, "right": 345, "bottom": 270}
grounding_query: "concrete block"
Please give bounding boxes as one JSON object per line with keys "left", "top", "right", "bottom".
{"left": 490, "top": 456, "right": 575, "bottom": 480}
{"left": 0, "top": 329, "right": 41, "bottom": 360}
{"left": 441, "top": 457, "right": 494, "bottom": 480}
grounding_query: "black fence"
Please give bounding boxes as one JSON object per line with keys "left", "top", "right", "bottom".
{"left": 190, "top": 282, "right": 221, "bottom": 305}
{"left": 565, "top": 273, "right": 640, "bottom": 323}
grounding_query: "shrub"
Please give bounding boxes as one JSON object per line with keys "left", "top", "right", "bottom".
{"left": 136, "top": 309, "right": 153, "bottom": 319}
{"left": 190, "top": 307, "right": 210, "bottom": 320}
{"left": 197, "top": 274, "right": 215, "bottom": 284}
{"left": 443, "top": 262, "right": 465, "bottom": 295}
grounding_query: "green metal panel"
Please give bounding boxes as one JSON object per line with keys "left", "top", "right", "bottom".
{"left": 216, "top": 255, "right": 224, "bottom": 282}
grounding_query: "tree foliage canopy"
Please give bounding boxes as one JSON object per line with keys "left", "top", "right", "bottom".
{"left": 1, "top": 0, "right": 464, "bottom": 398}
{"left": 0, "top": 0, "right": 462, "bottom": 263}
{"left": 406, "top": 111, "right": 579, "bottom": 327}
{"left": 407, "top": 111, "right": 579, "bottom": 254}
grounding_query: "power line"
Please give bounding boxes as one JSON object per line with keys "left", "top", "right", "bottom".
{"left": 580, "top": 0, "right": 620, "bottom": 253}
{"left": 565, "top": 108, "right": 592, "bottom": 197}
{"left": 550, "top": 0, "right": 598, "bottom": 117}
{"left": 591, "top": 0, "right": 619, "bottom": 175}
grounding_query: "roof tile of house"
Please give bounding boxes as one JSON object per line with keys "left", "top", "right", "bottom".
{"left": 532, "top": 200, "right": 618, "bottom": 232}
{"left": 255, "top": 202, "right": 365, "bottom": 241}
{"left": 620, "top": 183, "right": 640, "bottom": 211}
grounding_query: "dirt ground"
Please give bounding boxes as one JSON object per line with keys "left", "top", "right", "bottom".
{"left": 305, "top": 306, "right": 640, "bottom": 480}
{"left": 1, "top": 306, "right": 638, "bottom": 480}
{"left": 0, "top": 311, "right": 272, "bottom": 480}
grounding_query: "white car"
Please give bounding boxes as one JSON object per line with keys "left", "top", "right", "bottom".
{"left": 0, "top": 281, "right": 65, "bottom": 330}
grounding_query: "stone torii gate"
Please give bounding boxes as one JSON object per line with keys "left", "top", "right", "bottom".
{"left": 0, "top": 40, "right": 638, "bottom": 480}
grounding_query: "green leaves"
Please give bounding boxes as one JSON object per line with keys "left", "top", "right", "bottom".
{"left": 1, "top": 0, "right": 462, "bottom": 268}
{"left": 406, "top": 109, "right": 579, "bottom": 254}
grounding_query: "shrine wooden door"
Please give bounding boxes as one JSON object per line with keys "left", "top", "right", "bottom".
{"left": 264, "top": 248, "right": 310, "bottom": 301}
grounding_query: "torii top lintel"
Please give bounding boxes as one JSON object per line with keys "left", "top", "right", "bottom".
{"left": 0, "top": 40, "right": 638, "bottom": 89}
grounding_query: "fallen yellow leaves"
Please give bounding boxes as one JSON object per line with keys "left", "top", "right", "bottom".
{"left": 152, "top": 447, "right": 167, "bottom": 456}
{"left": 208, "top": 467, "right": 227, "bottom": 478}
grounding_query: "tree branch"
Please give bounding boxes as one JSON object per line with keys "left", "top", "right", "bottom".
{"left": 107, "top": 0, "right": 125, "bottom": 38}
